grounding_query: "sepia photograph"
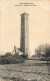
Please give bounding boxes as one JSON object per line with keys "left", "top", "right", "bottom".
{"left": 0, "top": 0, "right": 50, "bottom": 81}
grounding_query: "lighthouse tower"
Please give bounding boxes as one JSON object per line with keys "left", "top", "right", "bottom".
{"left": 20, "top": 12, "right": 29, "bottom": 57}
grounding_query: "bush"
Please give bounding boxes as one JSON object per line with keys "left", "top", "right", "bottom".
{"left": 0, "top": 52, "right": 24, "bottom": 64}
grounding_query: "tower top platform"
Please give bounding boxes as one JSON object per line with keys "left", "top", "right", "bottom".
{"left": 21, "top": 12, "right": 29, "bottom": 16}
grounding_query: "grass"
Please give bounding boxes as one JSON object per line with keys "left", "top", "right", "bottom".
{"left": 0, "top": 60, "right": 50, "bottom": 81}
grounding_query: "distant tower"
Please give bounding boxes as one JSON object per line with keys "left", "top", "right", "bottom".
{"left": 20, "top": 12, "right": 29, "bottom": 57}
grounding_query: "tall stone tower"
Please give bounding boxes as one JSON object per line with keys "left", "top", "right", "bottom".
{"left": 20, "top": 12, "right": 29, "bottom": 57}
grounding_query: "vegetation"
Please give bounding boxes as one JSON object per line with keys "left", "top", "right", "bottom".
{"left": 0, "top": 52, "right": 24, "bottom": 64}
{"left": 35, "top": 44, "right": 50, "bottom": 64}
{"left": 20, "top": 54, "right": 28, "bottom": 59}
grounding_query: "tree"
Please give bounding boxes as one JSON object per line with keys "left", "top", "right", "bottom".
{"left": 35, "top": 44, "right": 50, "bottom": 65}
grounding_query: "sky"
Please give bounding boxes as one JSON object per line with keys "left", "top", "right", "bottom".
{"left": 0, "top": 0, "right": 50, "bottom": 56}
